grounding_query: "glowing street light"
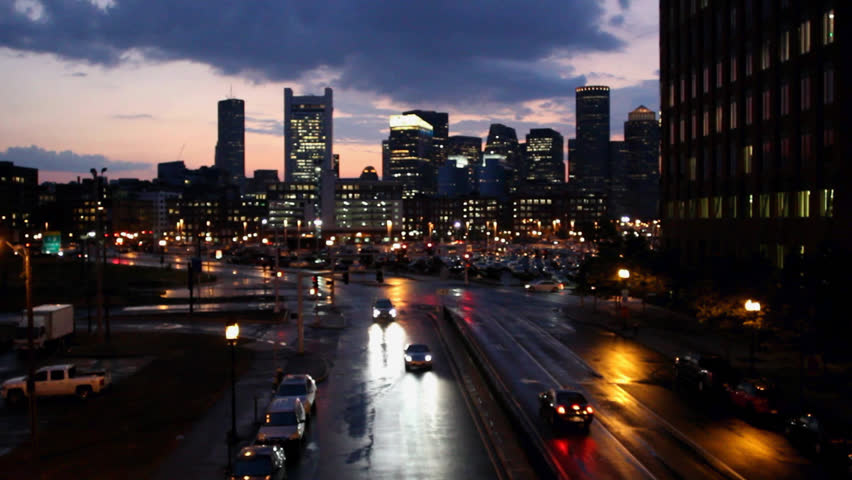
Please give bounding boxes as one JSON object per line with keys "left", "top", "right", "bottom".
{"left": 618, "top": 268, "right": 630, "bottom": 279}
{"left": 225, "top": 322, "right": 239, "bottom": 472}
{"left": 745, "top": 299, "right": 761, "bottom": 312}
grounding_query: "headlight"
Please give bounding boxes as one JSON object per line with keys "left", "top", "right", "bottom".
{"left": 373, "top": 309, "right": 380, "bottom": 318}
{"left": 404, "top": 355, "right": 412, "bottom": 362}
{"left": 524, "top": 284, "right": 531, "bottom": 289}
{"left": 425, "top": 355, "right": 432, "bottom": 362}
{"left": 389, "top": 308, "right": 397, "bottom": 317}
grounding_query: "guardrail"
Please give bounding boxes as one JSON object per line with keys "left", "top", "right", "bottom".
{"left": 441, "top": 305, "right": 564, "bottom": 480}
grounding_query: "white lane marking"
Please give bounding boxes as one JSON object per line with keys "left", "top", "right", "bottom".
{"left": 477, "top": 304, "right": 659, "bottom": 480}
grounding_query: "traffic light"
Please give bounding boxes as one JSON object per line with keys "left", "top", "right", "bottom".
{"left": 312, "top": 275, "right": 319, "bottom": 290}
{"left": 426, "top": 242, "right": 433, "bottom": 255}
{"left": 463, "top": 253, "right": 471, "bottom": 268}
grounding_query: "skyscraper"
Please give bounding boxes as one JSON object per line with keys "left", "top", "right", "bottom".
{"left": 403, "top": 110, "right": 449, "bottom": 166}
{"left": 624, "top": 106, "right": 660, "bottom": 220}
{"left": 284, "top": 88, "right": 333, "bottom": 184}
{"left": 525, "top": 128, "right": 565, "bottom": 184}
{"left": 387, "top": 113, "right": 435, "bottom": 198}
{"left": 214, "top": 98, "right": 245, "bottom": 183}
{"left": 572, "top": 86, "right": 611, "bottom": 195}
{"left": 485, "top": 124, "right": 522, "bottom": 193}
{"left": 660, "top": 1, "right": 847, "bottom": 267}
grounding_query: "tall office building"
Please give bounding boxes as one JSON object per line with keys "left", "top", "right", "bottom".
{"left": 485, "top": 124, "right": 523, "bottom": 193}
{"left": 525, "top": 128, "right": 565, "bottom": 184}
{"left": 284, "top": 88, "right": 333, "bottom": 184}
{"left": 572, "top": 86, "right": 611, "bottom": 194}
{"left": 381, "top": 140, "right": 390, "bottom": 181}
{"left": 608, "top": 140, "right": 630, "bottom": 218}
{"left": 447, "top": 136, "right": 482, "bottom": 165}
{"left": 387, "top": 114, "right": 435, "bottom": 198}
{"left": 660, "top": 1, "right": 847, "bottom": 267}
{"left": 214, "top": 98, "right": 245, "bottom": 182}
{"left": 403, "top": 110, "right": 449, "bottom": 166}
{"left": 625, "top": 106, "right": 660, "bottom": 220}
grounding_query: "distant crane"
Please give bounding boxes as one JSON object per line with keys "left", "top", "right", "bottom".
{"left": 177, "top": 143, "right": 186, "bottom": 161}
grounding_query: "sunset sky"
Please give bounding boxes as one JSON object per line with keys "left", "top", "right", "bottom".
{"left": 0, "top": 0, "right": 659, "bottom": 184}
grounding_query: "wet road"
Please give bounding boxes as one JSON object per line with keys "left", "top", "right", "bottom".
{"left": 286, "top": 279, "right": 498, "bottom": 479}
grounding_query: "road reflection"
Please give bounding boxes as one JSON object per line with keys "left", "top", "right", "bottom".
{"left": 368, "top": 322, "right": 407, "bottom": 378}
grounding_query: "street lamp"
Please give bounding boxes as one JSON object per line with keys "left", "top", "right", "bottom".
{"left": 297, "top": 219, "right": 302, "bottom": 251}
{"left": 386, "top": 219, "right": 393, "bottom": 243}
{"left": 1, "top": 240, "right": 37, "bottom": 446}
{"left": 225, "top": 322, "right": 239, "bottom": 473}
{"left": 617, "top": 269, "right": 630, "bottom": 326}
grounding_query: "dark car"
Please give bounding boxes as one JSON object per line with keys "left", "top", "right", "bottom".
{"left": 726, "top": 378, "right": 780, "bottom": 417}
{"left": 538, "top": 389, "right": 595, "bottom": 434}
{"left": 785, "top": 412, "right": 852, "bottom": 473}
{"left": 230, "top": 444, "right": 287, "bottom": 479}
{"left": 674, "top": 352, "right": 738, "bottom": 395}
{"left": 403, "top": 344, "right": 433, "bottom": 371}
{"left": 372, "top": 298, "right": 396, "bottom": 321}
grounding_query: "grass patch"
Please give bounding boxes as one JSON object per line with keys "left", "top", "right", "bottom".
{"left": 0, "top": 257, "right": 215, "bottom": 311}
{"left": 0, "top": 331, "right": 253, "bottom": 479}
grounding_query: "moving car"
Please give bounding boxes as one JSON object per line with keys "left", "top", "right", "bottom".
{"left": 230, "top": 445, "right": 287, "bottom": 479}
{"left": 404, "top": 344, "right": 433, "bottom": 371}
{"left": 256, "top": 397, "right": 307, "bottom": 451}
{"left": 538, "top": 389, "right": 595, "bottom": 433}
{"left": 524, "top": 279, "right": 564, "bottom": 292}
{"left": 372, "top": 298, "right": 397, "bottom": 321}
{"left": 274, "top": 374, "right": 318, "bottom": 416}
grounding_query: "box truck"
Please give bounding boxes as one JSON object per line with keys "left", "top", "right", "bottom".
{"left": 13, "top": 304, "right": 75, "bottom": 351}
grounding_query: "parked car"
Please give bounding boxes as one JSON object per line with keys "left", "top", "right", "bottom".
{"left": 274, "top": 374, "right": 318, "bottom": 416}
{"left": 726, "top": 378, "right": 780, "bottom": 417}
{"left": 230, "top": 445, "right": 287, "bottom": 479}
{"left": 256, "top": 397, "right": 307, "bottom": 451}
{"left": 674, "top": 352, "right": 738, "bottom": 395}
{"left": 1, "top": 363, "right": 111, "bottom": 407}
{"left": 538, "top": 389, "right": 595, "bottom": 434}
{"left": 372, "top": 298, "right": 397, "bottom": 321}
{"left": 524, "top": 279, "right": 564, "bottom": 292}
{"left": 403, "top": 344, "right": 433, "bottom": 371}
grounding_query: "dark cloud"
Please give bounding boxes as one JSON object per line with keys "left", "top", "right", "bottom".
{"left": 618, "top": 0, "right": 631, "bottom": 9}
{"left": 1, "top": 145, "right": 149, "bottom": 172}
{"left": 609, "top": 15, "right": 625, "bottom": 27}
{"left": 112, "top": 113, "right": 152, "bottom": 120}
{"left": 0, "top": 0, "right": 622, "bottom": 105}
{"left": 69, "top": 71, "right": 87, "bottom": 77}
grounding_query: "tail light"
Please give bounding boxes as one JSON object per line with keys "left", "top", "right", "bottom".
{"left": 556, "top": 405, "right": 566, "bottom": 414}
{"left": 99, "top": 378, "right": 104, "bottom": 386}
{"left": 571, "top": 404, "right": 581, "bottom": 410}
{"left": 586, "top": 406, "right": 594, "bottom": 414}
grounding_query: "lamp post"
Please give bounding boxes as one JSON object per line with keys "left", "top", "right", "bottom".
{"left": 297, "top": 220, "right": 302, "bottom": 251}
{"left": 617, "top": 268, "right": 630, "bottom": 327}
{"left": 225, "top": 322, "right": 240, "bottom": 473}
{"left": 745, "top": 299, "right": 762, "bottom": 371}
{"left": 2, "top": 241, "right": 37, "bottom": 448}
{"left": 90, "top": 167, "right": 107, "bottom": 341}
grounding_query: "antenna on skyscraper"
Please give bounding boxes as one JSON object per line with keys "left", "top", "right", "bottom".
{"left": 177, "top": 143, "right": 186, "bottom": 161}
{"left": 229, "top": 84, "right": 234, "bottom": 99}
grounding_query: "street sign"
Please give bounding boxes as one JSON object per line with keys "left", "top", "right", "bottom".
{"left": 43, "top": 231, "right": 61, "bottom": 255}
{"left": 437, "top": 289, "right": 449, "bottom": 295}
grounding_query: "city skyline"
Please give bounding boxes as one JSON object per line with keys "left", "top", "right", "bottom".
{"left": 0, "top": 0, "right": 659, "bottom": 183}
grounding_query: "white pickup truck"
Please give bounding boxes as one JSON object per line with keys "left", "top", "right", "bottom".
{"left": 1, "top": 364, "right": 111, "bottom": 407}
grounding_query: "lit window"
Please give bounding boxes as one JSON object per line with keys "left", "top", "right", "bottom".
{"left": 819, "top": 189, "right": 834, "bottom": 217}
{"left": 796, "top": 191, "right": 810, "bottom": 218}
{"left": 779, "top": 30, "right": 790, "bottom": 62}
{"left": 823, "top": 10, "right": 834, "bottom": 45}
{"left": 799, "top": 20, "right": 812, "bottom": 54}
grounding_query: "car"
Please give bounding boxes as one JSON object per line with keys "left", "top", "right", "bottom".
{"left": 538, "top": 389, "right": 595, "bottom": 434}
{"left": 372, "top": 298, "right": 397, "bottom": 321}
{"left": 230, "top": 444, "right": 287, "bottom": 480}
{"left": 726, "top": 378, "right": 780, "bottom": 417}
{"left": 674, "top": 352, "right": 738, "bottom": 395}
{"left": 256, "top": 397, "right": 307, "bottom": 450}
{"left": 274, "top": 374, "right": 318, "bottom": 416}
{"left": 404, "top": 344, "right": 433, "bottom": 371}
{"left": 524, "top": 279, "right": 564, "bottom": 292}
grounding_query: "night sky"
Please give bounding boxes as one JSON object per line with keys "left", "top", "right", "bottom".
{"left": 0, "top": 0, "right": 659, "bottom": 182}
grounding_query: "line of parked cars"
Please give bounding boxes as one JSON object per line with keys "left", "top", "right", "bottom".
{"left": 674, "top": 351, "right": 852, "bottom": 475}
{"left": 230, "top": 373, "right": 318, "bottom": 479}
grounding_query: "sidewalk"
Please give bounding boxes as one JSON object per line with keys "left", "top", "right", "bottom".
{"left": 154, "top": 334, "right": 331, "bottom": 479}
{"left": 562, "top": 294, "right": 852, "bottom": 425}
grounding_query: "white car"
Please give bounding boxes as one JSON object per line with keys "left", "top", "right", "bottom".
{"left": 524, "top": 279, "right": 564, "bottom": 292}
{"left": 256, "top": 397, "right": 307, "bottom": 449}
{"left": 274, "top": 374, "right": 318, "bottom": 416}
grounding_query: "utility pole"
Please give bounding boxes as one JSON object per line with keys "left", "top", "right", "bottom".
{"left": 274, "top": 226, "right": 280, "bottom": 314}
{"left": 297, "top": 272, "right": 304, "bottom": 354}
{"left": 90, "top": 168, "right": 106, "bottom": 341}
